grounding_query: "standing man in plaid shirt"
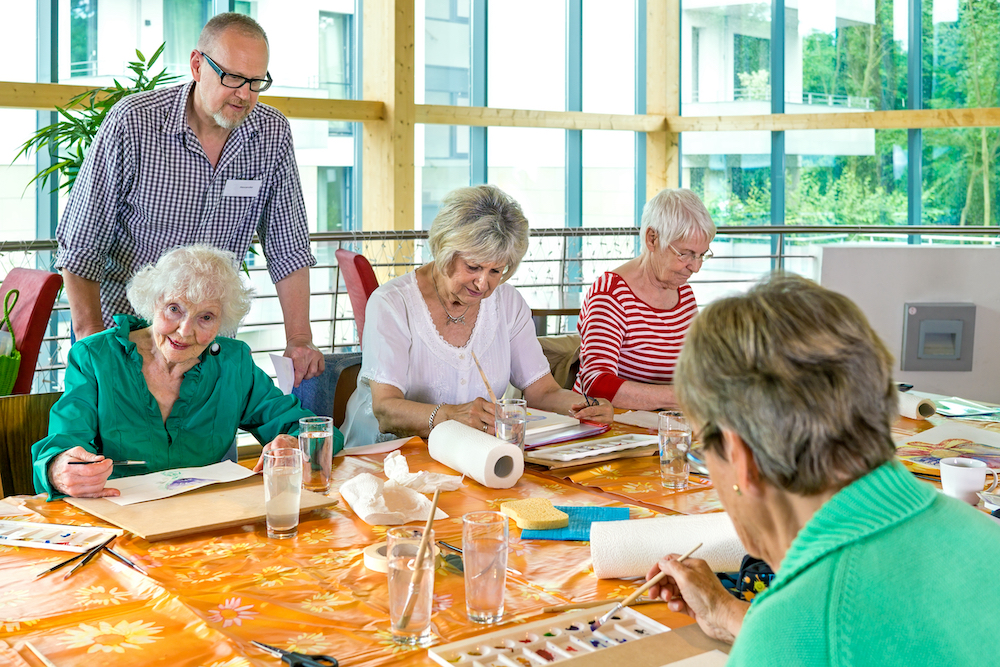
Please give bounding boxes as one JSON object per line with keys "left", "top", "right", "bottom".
{"left": 55, "top": 12, "right": 324, "bottom": 386}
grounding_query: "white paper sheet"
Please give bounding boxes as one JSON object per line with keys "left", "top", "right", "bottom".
{"left": 269, "top": 354, "right": 295, "bottom": 395}
{"left": 0, "top": 499, "right": 33, "bottom": 516}
{"left": 336, "top": 437, "right": 409, "bottom": 457}
{"left": 894, "top": 421, "right": 1000, "bottom": 449}
{"left": 660, "top": 650, "right": 729, "bottom": 667}
{"left": 614, "top": 410, "right": 660, "bottom": 430}
{"left": 105, "top": 461, "right": 256, "bottom": 506}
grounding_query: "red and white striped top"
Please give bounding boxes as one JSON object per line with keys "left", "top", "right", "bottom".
{"left": 574, "top": 272, "right": 698, "bottom": 400}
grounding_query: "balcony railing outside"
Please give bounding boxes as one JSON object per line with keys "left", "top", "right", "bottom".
{"left": 2, "top": 225, "right": 998, "bottom": 392}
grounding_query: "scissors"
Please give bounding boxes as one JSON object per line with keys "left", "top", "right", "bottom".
{"left": 251, "top": 640, "right": 338, "bottom": 667}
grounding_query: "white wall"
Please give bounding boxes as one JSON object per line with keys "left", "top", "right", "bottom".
{"left": 820, "top": 245, "right": 1000, "bottom": 403}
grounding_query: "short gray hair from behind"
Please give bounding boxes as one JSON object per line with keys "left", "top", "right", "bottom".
{"left": 675, "top": 273, "right": 898, "bottom": 496}
{"left": 127, "top": 245, "right": 254, "bottom": 335}
{"left": 429, "top": 185, "right": 530, "bottom": 283}
{"left": 640, "top": 188, "right": 716, "bottom": 254}
{"left": 197, "top": 12, "right": 269, "bottom": 52}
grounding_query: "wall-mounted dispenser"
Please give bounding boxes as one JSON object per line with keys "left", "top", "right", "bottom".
{"left": 901, "top": 302, "right": 976, "bottom": 372}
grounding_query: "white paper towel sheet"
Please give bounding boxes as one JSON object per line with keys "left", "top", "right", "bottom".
{"left": 898, "top": 392, "right": 936, "bottom": 420}
{"left": 590, "top": 514, "right": 747, "bottom": 578}
{"left": 428, "top": 420, "right": 524, "bottom": 489}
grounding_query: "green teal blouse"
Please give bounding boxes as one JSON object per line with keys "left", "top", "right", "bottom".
{"left": 32, "top": 315, "right": 343, "bottom": 499}
{"left": 727, "top": 460, "right": 1000, "bottom": 665}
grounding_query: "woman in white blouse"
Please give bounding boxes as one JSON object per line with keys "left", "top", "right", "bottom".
{"left": 341, "top": 185, "right": 613, "bottom": 447}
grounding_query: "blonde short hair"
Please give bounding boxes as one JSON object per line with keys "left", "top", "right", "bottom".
{"left": 429, "top": 185, "right": 530, "bottom": 282}
{"left": 676, "top": 273, "right": 897, "bottom": 495}
{"left": 640, "top": 188, "right": 716, "bottom": 253}
{"left": 127, "top": 245, "right": 254, "bottom": 335}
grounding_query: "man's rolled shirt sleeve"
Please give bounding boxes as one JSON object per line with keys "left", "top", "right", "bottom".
{"left": 258, "top": 121, "right": 315, "bottom": 284}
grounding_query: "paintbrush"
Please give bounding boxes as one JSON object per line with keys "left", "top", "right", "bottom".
{"left": 542, "top": 597, "right": 658, "bottom": 614}
{"left": 396, "top": 489, "right": 441, "bottom": 630}
{"left": 592, "top": 542, "right": 702, "bottom": 629}
{"left": 62, "top": 534, "right": 117, "bottom": 580}
{"left": 470, "top": 350, "right": 498, "bottom": 404}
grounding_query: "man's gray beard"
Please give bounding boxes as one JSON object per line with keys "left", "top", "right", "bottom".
{"left": 213, "top": 107, "right": 249, "bottom": 130}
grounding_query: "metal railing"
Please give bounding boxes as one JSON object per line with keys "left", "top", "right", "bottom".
{"left": 3, "top": 225, "right": 999, "bottom": 392}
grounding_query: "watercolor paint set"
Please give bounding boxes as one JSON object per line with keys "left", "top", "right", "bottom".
{"left": 527, "top": 434, "right": 658, "bottom": 463}
{"left": 0, "top": 520, "right": 122, "bottom": 553}
{"left": 428, "top": 605, "right": 671, "bottom": 667}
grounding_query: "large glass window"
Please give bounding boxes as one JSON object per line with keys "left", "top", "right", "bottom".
{"left": 488, "top": 1, "right": 565, "bottom": 110}
{"left": 682, "top": 132, "right": 772, "bottom": 226}
{"left": 582, "top": 0, "right": 634, "bottom": 114}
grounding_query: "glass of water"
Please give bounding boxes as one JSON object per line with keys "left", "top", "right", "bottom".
{"left": 387, "top": 526, "right": 435, "bottom": 646}
{"left": 658, "top": 411, "right": 692, "bottom": 490}
{"left": 298, "top": 416, "right": 334, "bottom": 494}
{"left": 264, "top": 447, "right": 302, "bottom": 539}
{"left": 494, "top": 398, "right": 527, "bottom": 451}
{"left": 463, "top": 511, "right": 508, "bottom": 623}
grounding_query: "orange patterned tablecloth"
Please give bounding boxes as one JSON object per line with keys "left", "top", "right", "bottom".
{"left": 0, "top": 439, "right": 695, "bottom": 667}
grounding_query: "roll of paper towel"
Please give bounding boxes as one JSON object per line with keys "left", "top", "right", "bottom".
{"left": 428, "top": 420, "right": 524, "bottom": 489}
{"left": 591, "top": 514, "right": 747, "bottom": 578}
{"left": 898, "top": 392, "right": 936, "bottom": 420}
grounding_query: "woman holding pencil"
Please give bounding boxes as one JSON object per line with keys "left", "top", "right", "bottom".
{"left": 645, "top": 274, "right": 1000, "bottom": 665}
{"left": 341, "top": 185, "right": 612, "bottom": 447}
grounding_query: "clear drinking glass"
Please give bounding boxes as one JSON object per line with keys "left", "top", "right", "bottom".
{"left": 264, "top": 447, "right": 302, "bottom": 539}
{"left": 298, "top": 416, "right": 334, "bottom": 494}
{"left": 387, "top": 526, "right": 435, "bottom": 646}
{"left": 494, "top": 398, "right": 527, "bottom": 451}
{"left": 658, "top": 411, "right": 692, "bottom": 490}
{"left": 463, "top": 511, "right": 508, "bottom": 623}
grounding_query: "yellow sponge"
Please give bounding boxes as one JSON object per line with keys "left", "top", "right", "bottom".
{"left": 500, "top": 498, "right": 569, "bottom": 531}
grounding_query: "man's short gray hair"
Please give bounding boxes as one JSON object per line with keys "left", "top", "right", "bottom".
{"left": 127, "top": 245, "right": 254, "bottom": 335}
{"left": 640, "top": 188, "right": 716, "bottom": 253}
{"left": 429, "top": 185, "right": 530, "bottom": 282}
{"left": 197, "top": 12, "right": 269, "bottom": 52}
{"left": 675, "top": 273, "right": 897, "bottom": 496}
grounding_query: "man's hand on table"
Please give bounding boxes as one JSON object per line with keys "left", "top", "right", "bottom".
{"left": 284, "top": 336, "right": 325, "bottom": 387}
{"left": 252, "top": 434, "right": 299, "bottom": 473}
{"left": 48, "top": 447, "right": 120, "bottom": 498}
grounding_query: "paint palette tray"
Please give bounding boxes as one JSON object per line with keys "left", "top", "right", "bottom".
{"left": 0, "top": 520, "right": 122, "bottom": 553}
{"left": 427, "top": 605, "right": 670, "bottom": 666}
{"left": 527, "top": 434, "right": 658, "bottom": 463}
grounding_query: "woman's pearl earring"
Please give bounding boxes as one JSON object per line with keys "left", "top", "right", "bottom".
{"left": 733, "top": 484, "right": 742, "bottom": 496}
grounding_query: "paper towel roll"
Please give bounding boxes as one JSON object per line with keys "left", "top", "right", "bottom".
{"left": 898, "top": 392, "right": 936, "bottom": 420}
{"left": 428, "top": 420, "right": 524, "bottom": 489}
{"left": 590, "top": 514, "right": 747, "bottom": 578}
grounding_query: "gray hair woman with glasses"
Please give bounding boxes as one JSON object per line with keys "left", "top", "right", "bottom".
{"left": 574, "top": 188, "right": 715, "bottom": 409}
{"left": 644, "top": 274, "right": 999, "bottom": 665}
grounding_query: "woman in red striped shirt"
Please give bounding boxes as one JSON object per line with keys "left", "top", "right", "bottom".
{"left": 575, "top": 188, "right": 715, "bottom": 409}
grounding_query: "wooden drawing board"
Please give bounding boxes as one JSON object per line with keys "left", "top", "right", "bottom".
{"left": 524, "top": 444, "right": 657, "bottom": 469}
{"left": 67, "top": 475, "right": 337, "bottom": 541}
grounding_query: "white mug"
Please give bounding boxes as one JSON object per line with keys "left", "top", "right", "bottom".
{"left": 939, "top": 457, "right": 999, "bottom": 505}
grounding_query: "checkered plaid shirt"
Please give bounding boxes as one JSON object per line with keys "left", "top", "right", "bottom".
{"left": 56, "top": 81, "right": 315, "bottom": 327}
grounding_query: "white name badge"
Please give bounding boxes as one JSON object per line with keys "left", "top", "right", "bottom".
{"left": 223, "top": 179, "right": 262, "bottom": 197}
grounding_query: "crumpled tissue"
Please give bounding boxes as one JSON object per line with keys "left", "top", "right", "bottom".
{"left": 339, "top": 473, "right": 449, "bottom": 525}
{"left": 383, "top": 450, "right": 464, "bottom": 493}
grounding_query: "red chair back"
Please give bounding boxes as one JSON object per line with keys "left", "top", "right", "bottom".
{"left": 0, "top": 268, "right": 64, "bottom": 395}
{"left": 335, "top": 249, "right": 379, "bottom": 347}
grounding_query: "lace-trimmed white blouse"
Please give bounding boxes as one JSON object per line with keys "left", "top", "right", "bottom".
{"left": 341, "top": 271, "right": 551, "bottom": 447}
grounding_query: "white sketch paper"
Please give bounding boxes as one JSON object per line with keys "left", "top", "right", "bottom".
{"left": 105, "top": 461, "right": 255, "bottom": 506}
{"left": 269, "top": 354, "right": 295, "bottom": 395}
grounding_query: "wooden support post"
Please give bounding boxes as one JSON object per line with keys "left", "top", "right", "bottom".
{"left": 362, "top": 0, "right": 416, "bottom": 280}
{"left": 646, "top": 0, "right": 679, "bottom": 198}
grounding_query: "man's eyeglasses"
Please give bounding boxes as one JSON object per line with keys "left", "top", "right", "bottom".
{"left": 668, "top": 243, "right": 713, "bottom": 264}
{"left": 199, "top": 52, "right": 272, "bottom": 92}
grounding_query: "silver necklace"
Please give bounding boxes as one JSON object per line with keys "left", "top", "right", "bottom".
{"left": 432, "top": 276, "right": 471, "bottom": 325}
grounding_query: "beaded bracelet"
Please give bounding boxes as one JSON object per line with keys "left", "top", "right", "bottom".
{"left": 428, "top": 403, "right": 444, "bottom": 434}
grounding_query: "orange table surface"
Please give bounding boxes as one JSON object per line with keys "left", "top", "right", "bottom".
{"left": 0, "top": 437, "right": 701, "bottom": 667}
{"left": 4, "top": 414, "right": 995, "bottom": 667}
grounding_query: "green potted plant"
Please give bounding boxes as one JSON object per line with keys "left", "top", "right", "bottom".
{"left": 16, "top": 44, "right": 179, "bottom": 192}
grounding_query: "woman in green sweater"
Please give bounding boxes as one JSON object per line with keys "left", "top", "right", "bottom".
{"left": 32, "top": 245, "right": 343, "bottom": 499}
{"left": 647, "top": 274, "right": 1000, "bottom": 665}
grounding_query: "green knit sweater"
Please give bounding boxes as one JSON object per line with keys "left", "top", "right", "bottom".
{"left": 727, "top": 460, "right": 1000, "bottom": 666}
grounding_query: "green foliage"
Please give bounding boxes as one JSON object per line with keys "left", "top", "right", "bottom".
{"left": 15, "top": 43, "right": 179, "bottom": 193}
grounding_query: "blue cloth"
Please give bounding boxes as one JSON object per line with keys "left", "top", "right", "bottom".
{"left": 520, "top": 505, "right": 629, "bottom": 541}
{"left": 293, "top": 351, "right": 362, "bottom": 419}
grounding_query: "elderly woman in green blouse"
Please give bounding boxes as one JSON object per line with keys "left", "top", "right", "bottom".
{"left": 32, "top": 245, "right": 341, "bottom": 499}
{"left": 646, "top": 274, "right": 999, "bottom": 665}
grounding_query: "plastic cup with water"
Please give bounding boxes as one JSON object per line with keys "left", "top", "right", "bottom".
{"left": 463, "top": 511, "right": 508, "bottom": 623}
{"left": 264, "top": 447, "right": 302, "bottom": 539}
{"left": 494, "top": 398, "right": 527, "bottom": 451}
{"left": 298, "top": 416, "right": 334, "bottom": 494}
{"left": 658, "top": 411, "right": 691, "bottom": 490}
